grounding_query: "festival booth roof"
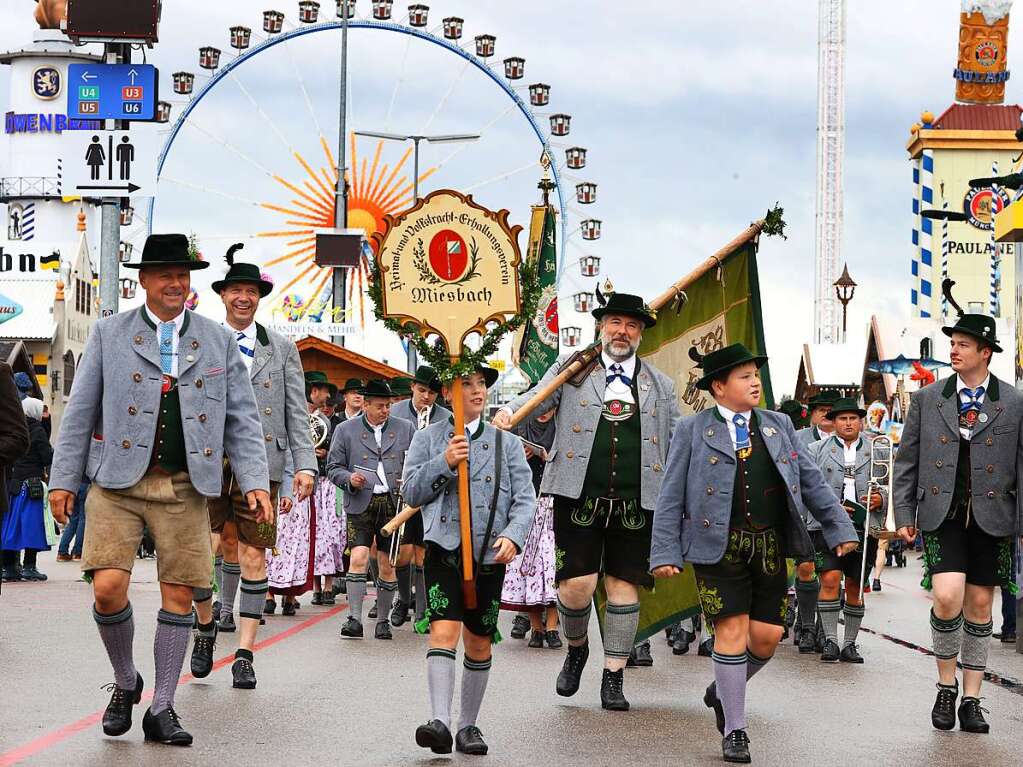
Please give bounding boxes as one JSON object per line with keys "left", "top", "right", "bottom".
{"left": 295, "top": 336, "right": 407, "bottom": 385}
{"left": 907, "top": 103, "right": 1023, "bottom": 155}
{"left": 0, "top": 279, "right": 57, "bottom": 342}
{"left": 930, "top": 103, "right": 1023, "bottom": 130}
{"left": 792, "top": 316, "right": 898, "bottom": 406}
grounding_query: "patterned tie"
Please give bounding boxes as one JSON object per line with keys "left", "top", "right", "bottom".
{"left": 959, "top": 386, "right": 985, "bottom": 415}
{"left": 606, "top": 363, "right": 632, "bottom": 386}
{"left": 158, "top": 322, "right": 174, "bottom": 375}
{"left": 236, "top": 330, "right": 255, "bottom": 359}
{"left": 732, "top": 414, "right": 751, "bottom": 451}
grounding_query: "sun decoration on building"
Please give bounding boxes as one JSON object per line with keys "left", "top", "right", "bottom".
{"left": 257, "top": 135, "right": 435, "bottom": 325}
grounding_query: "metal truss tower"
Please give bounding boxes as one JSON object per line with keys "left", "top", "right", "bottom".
{"left": 813, "top": 0, "right": 846, "bottom": 344}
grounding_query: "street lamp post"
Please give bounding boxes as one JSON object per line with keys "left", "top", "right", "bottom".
{"left": 833, "top": 263, "right": 857, "bottom": 344}
{"left": 332, "top": 5, "right": 351, "bottom": 346}
{"left": 353, "top": 130, "right": 480, "bottom": 371}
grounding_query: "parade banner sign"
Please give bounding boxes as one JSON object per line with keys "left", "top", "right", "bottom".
{"left": 639, "top": 239, "right": 774, "bottom": 413}
{"left": 373, "top": 189, "right": 522, "bottom": 352}
{"left": 517, "top": 203, "right": 559, "bottom": 385}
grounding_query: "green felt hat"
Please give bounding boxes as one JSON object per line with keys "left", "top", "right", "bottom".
{"left": 411, "top": 365, "right": 442, "bottom": 393}
{"left": 942, "top": 313, "right": 1002, "bottom": 353}
{"left": 825, "top": 397, "right": 867, "bottom": 420}
{"left": 807, "top": 391, "right": 838, "bottom": 409}
{"left": 591, "top": 292, "right": 657, "bottom": 328}
{"left": 304, "top": 371, "right": 337, "bottom": 398}
{"left": 124, "top": 233, "right": 209, "bottom": 270}
{"left": 211, "top": 244, "right": 273, "bottom": 297}
{"left": 695, "top": 343, "right": 767, "bottom": 391}
{"left": 361, "top": 379, "right": 395, "bottom": 399}
{"left": 389, "top": 376, "right": 412, "bottom": 397}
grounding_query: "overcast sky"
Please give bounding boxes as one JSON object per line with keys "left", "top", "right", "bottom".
{"left": 0, "top": 0, "right": 1013, "bottom": 391}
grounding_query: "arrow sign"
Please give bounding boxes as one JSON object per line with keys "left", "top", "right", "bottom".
{"left": 80, "top": 70, "right": 97, "bottom": 82}
{"left": 61, "top": 128, "right": 158, "bottom": 199}
{"left": 77, "top": 183, "right": 142, "bottom": 193}
{"left": 128, "top": 68, "right": 139, "bottom": 84}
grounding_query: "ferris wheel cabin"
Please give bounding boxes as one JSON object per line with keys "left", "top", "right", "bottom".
{"left": 579, "top": 256, "right": 601, "bottom": 277}
{"left": 550, "top": 113, "right": 571, "bottom": 136}
{"left": 504, "top": 57, "right": 525, "bottom": 80}
{"left": 581, "top": 219, "right": 601, "bottom": 240}
{"left": 576, "top": 182, "right": 596, "bottom": 204}
{"left": 336, "top": 0, "right": 356, "bottom": 19}
{"left": 263, "top": 10, "right": 286, "bottom": 34}
{"left": 565, "top": 147, "right": 587, "bottom": 169}
{"left": 173, "top": 71, "right": 195, "bottom": 95}
{"left": 475, "top": 34, "right": 496, "bottom": 58}
{"left": 529, "top": 83, "right": 550, "bottom": 107}
{"left": 372, "top": 1, "right": 394, "bottom": 21}
{"left": 573, "top": 292, "right": 594, "bottom": 313}
{"left": 561, "top": 327, "right": 582, "bottom": 348}
{"left": 408, "top": 5, "right": 430, "bottom": 28}
{"left": 230, "top": 26, "right": 253, "bottom": 51}
{"left": 298, "top": 1, "right": 321, "bottom": 24}
{"left": 199, "top": 46, "right": 222, "bottom": 70}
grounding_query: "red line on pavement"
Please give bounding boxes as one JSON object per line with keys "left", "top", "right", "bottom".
{"left": 0, "top": 603, "right": 347, "bottom": 767}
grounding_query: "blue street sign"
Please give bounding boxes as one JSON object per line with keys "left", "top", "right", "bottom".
{"left": 66, "top": 64, "right": 158, "bottom": 121}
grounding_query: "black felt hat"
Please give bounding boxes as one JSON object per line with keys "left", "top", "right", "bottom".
{"left": 825, "top": 397, "right": 867, "bottom": 420}
{"left": 124, "top": 233, "right": 209, "bottom": 270}
{"left": 694, "top": 343, "right": 767, "bottom": 391}
{"left": 341, "top": 378, "right": 364, "bottom": 393}
{"left": 211, "top": 243, "right": 274, "bottom": 297}
{"left": 412, "top": 365, "right": 442, "bottom": 393}
{"left": 360, "top": 379, "right": 394, "bottom": 399}
{"left": 389, "top": 377, "right": 412, "bottom": 397}
{"left": 942, "top": 314, "right": 1002, "bottom": 353}
{"left": 591, "top": 292, "right": 657, "bottom": 328}
{"left": 808, "top": 391, "right": 838, "bottom": 409}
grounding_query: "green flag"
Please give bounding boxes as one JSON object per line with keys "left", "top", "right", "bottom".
{"left": 517, "top": 205, "right": 560, "bottom": 384}
{"left": 596, "top": 236, "right": 774, "bottom": 643}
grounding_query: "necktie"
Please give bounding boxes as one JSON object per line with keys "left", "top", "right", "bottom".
{"left": 960, "top": 386, "right": 985, "bottom": 414}
{"left": 733, "top": 414, "right": 751, "bottom": 451}
{"left": 606, "top": 363, "right": 632, "bottom": 386}
{"left": 237, "top": 330, "right": 254, "bottom": 359}
{"left": 158, "top": 322, "right": 174, "bottom": 375}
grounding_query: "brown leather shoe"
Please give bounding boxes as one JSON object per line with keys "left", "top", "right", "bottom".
{"left": 56, "top": 553, "right": 72, "bottom": 562}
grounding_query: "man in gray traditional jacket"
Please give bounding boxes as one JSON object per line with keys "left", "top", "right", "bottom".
{"left": 48, "top": 235, "right": 271, "bottom": 746}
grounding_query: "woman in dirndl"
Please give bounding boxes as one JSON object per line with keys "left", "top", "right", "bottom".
{"left": 2, "top": 398, "right": 54, "bottom": 582}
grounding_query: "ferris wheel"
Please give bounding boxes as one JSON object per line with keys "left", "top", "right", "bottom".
{"left": 133, "top": 0, "right": 603, "bottom": 349}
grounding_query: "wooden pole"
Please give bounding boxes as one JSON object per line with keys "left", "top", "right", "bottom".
{"left": 449, "top": 369, "right": 477, "bottom": 609}
{"left": 508, "top": 220, "right": 767, "bottom": 428}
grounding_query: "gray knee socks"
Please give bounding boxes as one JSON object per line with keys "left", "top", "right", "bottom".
{"left": 376, "top": 579, "right": 398, "bottom": 621}
{"left": 603, "top": 602, "right": 640, "bottom": 665}
{"left": 842, "top": 603, "right": 865, "bottom": 649}
{"left": 557, "top": 597, "right": 591, "bottom": 647}
{"left": 961, "top": 617, "right": 993, "bottom": 672}
{"left": 94, "top": 603, "right": 137, "bottom": 690}
{"left": 931, "top": 609, "right": 964, "bottom": 661}
{"left": 713, "top": 650, "right": 747, "bottom": 736}
{"left": 819, "top": 597, "right": 842, "bottom": 643}
{"left": 151, "top": 609, "right": 193, "bottom": 714}
{"left": 746, "top": 649, "right": 771, "bottom": 681}
{"left": 220, "top": 561, "right": 241, "bottom": 618}
{"left": 458, "top": 655, "right": 492, "bottom": 731}
{"left": 427, "top": 648, "right": 456, "bottom": 727}
{"left": 240, "top": 577, "right": 269, "bottom": 621}
{"left": 347, "top": 572, "right": 368, "bottom": 620}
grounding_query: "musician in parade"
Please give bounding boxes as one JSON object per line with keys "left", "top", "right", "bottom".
{"left": 494, "top": 291, "right": 681, "bottom": 712}
{"left": 47, "top": 234, "right": 272, "bottom": 746}
{"left": 327, "top": 379, "right": 415, "bottom": 640}
{"left": 893, "top": 301, "right": 1023, "bottom": 735}
{"left": 189, "top": 246, "right": 317, "bottom": 690}
{"left": 806, "top": 397, "right": 884, "bottom": 664}
{"left": 390, "top": 365, "right": 452, "bottom": 626}
{"left": 403, "top": 366, "right": 535, "bottom": 756}
{"left": 650, "top": 343, "right": 857, "bottom": 764}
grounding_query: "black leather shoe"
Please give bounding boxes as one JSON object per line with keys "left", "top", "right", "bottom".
{"left": 322, "top": 592, "right": 336, "bottom": 606}
{"left": 820, "top": 639, "right": 840, "bottom": 663}
{"left": 415, "top": 719, "right": 453, "bottom": 754}
{"left": 142, "top": 706, "right": 193, "bottom": 746}
{"left": 282, "top": 600, "right": 296, "bottom": 616}
{"left": 629, "top": 641, "right": 653, "bottom": 667}
{"left": 1, "top": 566, "right": 21, "bottom": 582}
{"left": 528, "top": 630, "right": 544, "bottom": 648}
{"left": 212, "top": 600, "right": 221, "bottom": 617}
{"left": 390, "top": 600, "right": 410, "bottom": 627}
{"left": 545, "top": 630, "right": 563, "bottom": 649}
{"left": 600, "top": 668, "right": 629, "bottom": 711}
{"left": 998, "top": 631, "right": 1017, "bottom": 643}
{"left": 311, "top": 591, "right": 324, "bottom": 606}
{"left": 190, "top": 624, "right": 217, "bottom": 678}
{"left": 872, "top": 578, "right": 882, "bottom": 592}
{"left": 375, "top": 620, "right": 393, "bottom": 640}
{"left": 510, "top": 614, "right": 530, "bottom": 639}
{"left": 722, "top": 728, "right": 751, "bottom": 763}
{"left": 368, "top": 605, "right": 378, "bottom": 619}
{"left": 218, "top": 613, "right": 236, "bottom": 633}
{"left": 340, "top": 616, "right": 364, "bottom": 638}
{"left": 698, "top": 636, "right": 714, "bottom": 657}
{"left": 839, "top": 643, "right": 864, "bottom": 664}
{"left": 704, "top": 682, "right": 725, "bottom": 735}
{"left": 455, "top": 725, "right": 489, "bottom": 755}
{"left": 932, "top": 682, "right": 958, "bottom": 731}
{"left": 556, "top": 643, "right": 589, "bottom": 697}
{"left": 958, "top": 696, "right": 990, "bottom": 733}
{"left": 102, "top": 672, "right": 143, "bottom": 736}
{"left": 798, "top": 628, "right": 817, "bottom": 654}
{"left": 231, "top": 657, "right": 257, "bottom": 689}
{"left": 19, "top": 567, "right": 46, "bottom": 581}
{"left": 263, "top": 598, "right": 275, "bottom": 615}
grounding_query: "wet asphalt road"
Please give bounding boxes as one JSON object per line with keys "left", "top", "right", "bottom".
{"left": 1, "top": 548, "right": 1021, "bottom": 767}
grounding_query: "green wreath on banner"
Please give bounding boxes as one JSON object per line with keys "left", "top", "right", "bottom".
{"left": 367, "top": 255, "right": 542, "bottom": 381}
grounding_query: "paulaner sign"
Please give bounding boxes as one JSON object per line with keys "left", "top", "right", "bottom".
{"left": 373, "top": 189, "right": 522, "bottom": 347}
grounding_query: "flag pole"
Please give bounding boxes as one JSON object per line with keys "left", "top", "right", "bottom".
{"left": 507, "top": 219, "right": 768, "bottom": 428}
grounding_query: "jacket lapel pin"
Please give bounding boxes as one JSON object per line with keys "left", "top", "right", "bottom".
{"left": 979, "top": 413, "right": 988, "bottom": 423}
{"left": 763, "top": 427, "right": 775, "bottom": 436}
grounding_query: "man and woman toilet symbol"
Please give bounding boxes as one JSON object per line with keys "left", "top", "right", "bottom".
{"left": 86, "top": 135, "right": 134, "bottom": 181}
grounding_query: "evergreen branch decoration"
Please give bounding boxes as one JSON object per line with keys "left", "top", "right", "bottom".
{"left": 367, "top": 254, "right": 541, "bottom": 381}
{"left": 761, "top": 203, "right": 787, "bottom": 239}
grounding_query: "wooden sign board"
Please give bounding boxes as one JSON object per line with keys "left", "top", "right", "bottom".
{"left": 372, "top": 189, "right": 523, "bottom": 351}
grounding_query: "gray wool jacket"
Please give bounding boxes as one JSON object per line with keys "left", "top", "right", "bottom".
{"left": 893, "top": 374, "right": 1023, "bottom": 537}
{"left": 650, "top": 408, "right": 858, "bottom": 568}
{"left": 807, "top": 435, "right": 888, "bottom": 533}
{"left": 50, "top": 307, "right": 269, "bottom": 497}
{"left": 326, "top": 415, "right": 415, "bottom": 516}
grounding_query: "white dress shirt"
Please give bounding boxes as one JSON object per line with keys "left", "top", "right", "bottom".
{"left": 602, "top": 352, "right": 637, "bottom": 405}
{"left": 841, "top": 438, "right": 859, "bottom": 504}
{"left": 367, "top": 418, "right": 389, "bottom": 493}
{"left": 144, "top": 305, "right": 185, "bottom": 378}
{"left": 716, "top": 404, "right": 753, "bottom": 451}
{"left": 224, "top": 320, "right": 257, "bottom": 371}
{"left": 956, "top": 373, "right": 990, "bottom": 439}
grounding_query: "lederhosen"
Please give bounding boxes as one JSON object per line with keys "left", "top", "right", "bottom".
{"left": 812, "top": 437, "right": 877, "bottom": 581}
{"left": 693, "top": 411, "right": 789, "bottom": 626}
{"left": 922, "top": 407, "right": 1015, "bottom": 590}
{"left": 347, "top": 416, "right": 397, "bottom": 551}
{"left": 553, "top": 359, "right": 653, "bottom": 588}
{"left": 421, "top": 420, "right": 506, "bottom": 640}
